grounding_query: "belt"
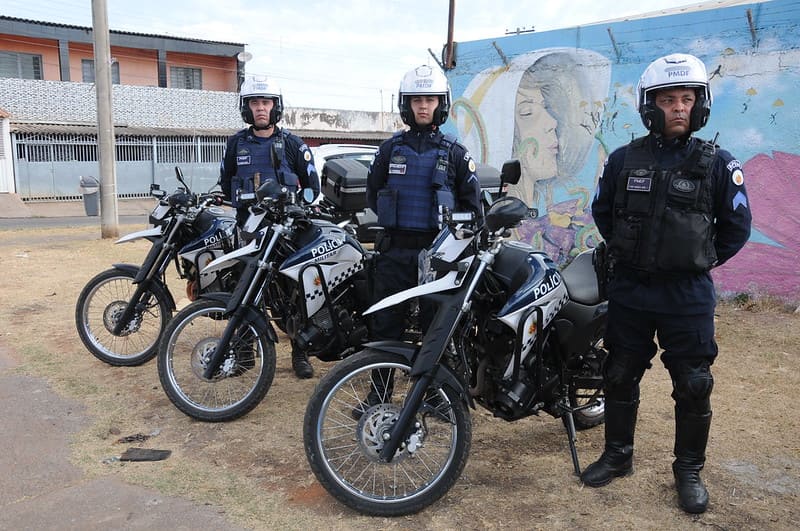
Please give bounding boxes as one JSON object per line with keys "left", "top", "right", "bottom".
{"left": 384, "top": 230, "right": 437, "bottom": 249}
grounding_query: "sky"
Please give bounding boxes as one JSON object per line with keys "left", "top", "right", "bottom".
{"left": 3, "top": 0, "right": 707, "bottom": 112}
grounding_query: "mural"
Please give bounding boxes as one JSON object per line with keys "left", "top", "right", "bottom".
{"left": 443, "top": 0, "right": 800, "bottom": 302}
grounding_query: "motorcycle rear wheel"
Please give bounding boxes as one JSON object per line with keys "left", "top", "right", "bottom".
{"left": 567, "top": 337, "right": 607, "bottom": 430}
{"left": 304, "top": 349, "right": 472, "bottom": 516}
{"left": 158, "top": 299, "right": 276, "bottom": 422}
{"left": 75, "top": 268, "right": 171, "bottom": 366}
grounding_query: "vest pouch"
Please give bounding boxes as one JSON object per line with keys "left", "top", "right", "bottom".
{"left": 656, "top": 207, "right": 716, "bottom": 271}
{"left": 665, "top": 175, "right": 701, "bottom": 207}
{"left": 610, "top": 216, "right": 641, "bottom": 264}
{"left": 376, "top": 188, "right": 398, "bottom": 229}
{"left": 625, "top": 170, "right": 655, "bottom": 214}
{"left": 230, "top": 174, "right": 253, "bottom": 208}
{"left": 433, "top": 188, "right": 455, "bottom": 226}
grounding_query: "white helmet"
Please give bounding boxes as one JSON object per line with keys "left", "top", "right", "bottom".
{"left": 398, "top": 65, "right": 451, "bottom": 126}
{"left": 636, "top": 53, "right": 712, "bottom": 133}
{"left": 239, "top": 74, "right": 283, "bottom": 126}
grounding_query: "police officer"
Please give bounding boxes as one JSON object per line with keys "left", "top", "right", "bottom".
{"left": 219, "top": 74, "right": 321, "bottom": 379}
{"left": 584, "top": 53, "right": 752, "bottom": 514}
{"left": 355, "top": 65, "right": 482, "bottom": 414}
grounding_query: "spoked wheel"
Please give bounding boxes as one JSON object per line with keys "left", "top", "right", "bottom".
{"left": 304, "top": 349, "right": 472, "bottom": 516}
{"left": 75, "top": 268, "right": 171, "bottom": 366}
{"left": 157, "top": 299, "right": 276, "bottom": 422}
{"left": 567, "top": 337, "right": 607, "bottom": 430}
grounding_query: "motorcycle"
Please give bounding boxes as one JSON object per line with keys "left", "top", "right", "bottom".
{"left": 303, "top": 160, "right": 608, "bottom": 516}
{"left": 157, "top": 181, "right": 373, "bottom": 422}
{"left": 75, "top": 167, "right": 240, "bottom": 366}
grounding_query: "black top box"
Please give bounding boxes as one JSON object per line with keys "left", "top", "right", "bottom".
{"left": 321, "top": 158, "right": 369, "bottom": 212}
{"left": 321, "top": 158, "right": 505, "bottom": 214}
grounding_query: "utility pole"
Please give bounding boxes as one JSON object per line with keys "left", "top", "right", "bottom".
{"left": 92, "top": 0, "right": 119, "bottom": 237}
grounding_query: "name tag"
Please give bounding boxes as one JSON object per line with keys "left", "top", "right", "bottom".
{"left": 626, "top": 176, "right": 652, "bottom": 192}
{"left": 237, "top": 155, "right": 251, "bottom": 166}
{"left": 389, "top": 163, "right": 406, "bottom": 175}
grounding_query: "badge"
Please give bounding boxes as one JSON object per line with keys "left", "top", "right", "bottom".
{"left": 468, "top": 159, "right": 476, "bottom": 173}
{"left": 732, "top": 169, "right": 744, "bottom": 186}
{"left": 304, "top": 150, "right": 312, "bottom": 162}
{"left": 672, "top": 178, "right": 696, "bottom": 193}
{"left": 389, "top": 163, "right": 407, "bottom": 175}
{"left": 626, "top": 176, "right": 652, "bottom": 192}
{"left": 391, "top": 155, "right": 407, "bottom": 164}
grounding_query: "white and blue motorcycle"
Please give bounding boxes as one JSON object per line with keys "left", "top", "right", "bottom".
{"left": 303, "top": 160, "right": 608, "bottom": 516}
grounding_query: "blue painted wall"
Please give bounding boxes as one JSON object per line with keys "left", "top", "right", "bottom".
{"left": 443, "top": 0, "right": 800, "bottom": 302}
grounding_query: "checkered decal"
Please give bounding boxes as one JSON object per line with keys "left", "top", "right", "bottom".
{"left": 304, "top": 259, "right": 365, "bottom": 302}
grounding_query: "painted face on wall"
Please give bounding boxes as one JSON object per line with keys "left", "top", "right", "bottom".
{"left": 514, "top": 83, "right": 558, "bottom": 185}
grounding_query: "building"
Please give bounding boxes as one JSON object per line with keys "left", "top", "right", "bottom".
{"left": 0, "top": 16, "right": 400, "bottom": 200}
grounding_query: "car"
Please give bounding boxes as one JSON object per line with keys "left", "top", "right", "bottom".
{"left": 310, "top": 143, "right": 378, "bottom": 176}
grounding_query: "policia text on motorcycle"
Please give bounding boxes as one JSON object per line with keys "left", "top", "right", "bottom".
{"left": 585, "top": 53, "right": 752, "bottom": 514}
{"left": 219, "top": 75, "right": 321, "bottom": 379}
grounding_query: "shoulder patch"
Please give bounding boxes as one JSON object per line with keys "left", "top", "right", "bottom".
{"left": 304, "top": 150, "right": 312, "bottom": 162}
{"left": 468, "top": 159, "right": 476, "bottom": 173}
{"left": 732, "top": 169, "right": 744, "bottom": 186}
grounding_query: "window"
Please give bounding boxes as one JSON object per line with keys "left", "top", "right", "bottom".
{"left": 170, "top": 66, "right": 202, "bottom": 89}
{"left": 81, "top": 59, "right": 120, "bottom": 84}
{"left": 0, "top": 51, "right": 43, "bottom": 79}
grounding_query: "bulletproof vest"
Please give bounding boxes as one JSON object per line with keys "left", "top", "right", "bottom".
{"left": 610, "top": 136, "right": 718, "bottom": 273}
{"left": 231, "top": 130, "right": 299, "bottom": 207}
{"left": 377, "top": 132, "right": 455, "bottom": 231}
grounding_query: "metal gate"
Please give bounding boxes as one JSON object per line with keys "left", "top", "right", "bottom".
{"left": 12, "top": 132, "right": 227, "bottom": 201}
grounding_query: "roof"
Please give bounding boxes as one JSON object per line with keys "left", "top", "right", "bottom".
{"left": 0, "top": 15, "right": 245, "bottom": 47}
{"left": 9, "top": 122, "right": 394, "bottom": 141}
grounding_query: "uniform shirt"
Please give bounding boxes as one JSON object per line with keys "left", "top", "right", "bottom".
{"left": 219, "top": 126, "right": 320, "bottom": 200}
{"left": 366, "top": 127, "right": 482, "bottom": 228}
{"left": 592, "top": 134, "right": 752, "bottom": 314}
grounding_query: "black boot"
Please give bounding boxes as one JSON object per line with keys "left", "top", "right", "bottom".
{"left": 581, "top": 399, "right": 638, "bottom": 487}
{"left": 673, "top": 409, "right": 711, "bottom": 514}
{"left": 291, "top": 348, "right": 313, "bottom": 379}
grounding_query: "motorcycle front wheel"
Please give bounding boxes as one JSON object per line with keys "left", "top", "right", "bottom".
{"left": 158, "top": 299, "right": 276, "bottom": 422}
{"left": 75, "top": 268, "right": 171, "bottom": 366}
{"left": 304, "top": 349, "right": 472, "bottom": 516}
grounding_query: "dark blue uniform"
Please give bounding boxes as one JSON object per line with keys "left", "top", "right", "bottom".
{"left": 367, "top": 127, "right": 481, "bottom": 341}
{"left": 220, "top": 126, "right": 320, "bottom": 220}
{"left": 593, "top": 133, "right": 751, "bottom": 391}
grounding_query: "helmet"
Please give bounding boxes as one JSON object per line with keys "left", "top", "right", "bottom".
{"left": 636, "top": 53, "right": 712, "bottom": 134}
{"left": 239, "top": 75, "right": 283, "bottom": 127}
{"left": 398, "top": 65, "right": 451, "bottom": 126}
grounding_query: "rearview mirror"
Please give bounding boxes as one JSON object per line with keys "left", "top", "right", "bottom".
{"left": 500, "top": 159, "right": 521, "bottom": 186}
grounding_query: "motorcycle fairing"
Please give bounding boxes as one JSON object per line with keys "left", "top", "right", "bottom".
{"left": 202, "top": 236, "right": 261, "bottom": 274}
{"left": 116, "top": 226, "right": 162, "bottom": 244}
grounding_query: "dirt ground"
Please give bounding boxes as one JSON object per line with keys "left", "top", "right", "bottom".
{"left": 1, "top": 224, "right": 798, "bottom": 530}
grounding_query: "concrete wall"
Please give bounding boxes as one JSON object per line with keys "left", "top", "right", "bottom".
{"left": 0, "top": 77, "right": 401, "bottom": 134}
{"left": 443, "top": 0, "right": 800, "bottom": 302}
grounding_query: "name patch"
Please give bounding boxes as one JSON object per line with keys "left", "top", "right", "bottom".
{"left": 627, "top": 176, "right": 652, "bottom": 192}
{"left": 237, "top": 155, "right": 251, "bottom": 166}
{"left": 389, "top": 163, "right": 407, "bottom": 175}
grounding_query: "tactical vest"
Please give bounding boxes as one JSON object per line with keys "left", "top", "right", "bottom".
{"left": 231, "top": 129, "right": 299, "bottom": 207}
{"left": 376, "top": 132, "right": 456, "bottom": 231}
{"left": 610, "top": 136, "right": 718, "bottom": 273}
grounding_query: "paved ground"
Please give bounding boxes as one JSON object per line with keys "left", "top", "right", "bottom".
{"left": 0, "top": 196, "right": 251, "bottom": 530}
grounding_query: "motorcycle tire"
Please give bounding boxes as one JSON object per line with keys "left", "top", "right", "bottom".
{"left": 566, "top": 336, "right": 607, "bottom": 430}
{"left": 157, "top": 299, "right": 276, "bottom": 422}
{"left": 75, "top": 268, "right": 171, "bottom": 366}
{"left": 304, "top": 349, "right": 472, "bottom": 516}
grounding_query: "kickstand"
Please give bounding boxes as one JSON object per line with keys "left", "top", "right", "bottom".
{"left": 558, "top": 392, "right": 581, "bottom": 476}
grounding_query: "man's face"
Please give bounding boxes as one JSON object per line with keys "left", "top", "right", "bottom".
{"left": 410, "top": 95, "right": 440, "bottom": 127}
{"left": 654, "top": 87, "right": 696, "bottom": 138}
{"left": 248, "top": 97, "right": 274, "bottom": 128}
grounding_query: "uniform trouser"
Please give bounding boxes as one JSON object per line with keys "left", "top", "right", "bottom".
{"left": 603, "top": 299, "right": 717, "bottom": 465}
{"left": 368, "top": 246, "right": 433, "bottom": 400}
